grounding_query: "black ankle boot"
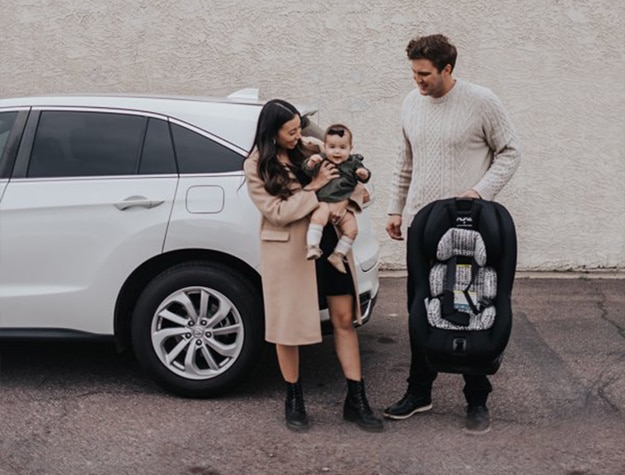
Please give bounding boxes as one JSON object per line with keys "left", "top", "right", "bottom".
{"left": 343, "top": 379, "right": 384, "bottom": 432}
{"left": 285, "top": 381, "right": 309, "bottom": 431}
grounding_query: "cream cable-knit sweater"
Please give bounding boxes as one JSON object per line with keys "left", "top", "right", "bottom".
{"left": 387, "top": 79, "right": 520, "bottom": 221}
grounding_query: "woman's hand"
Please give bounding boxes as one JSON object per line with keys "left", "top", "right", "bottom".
{"left": 361, "top": 187, "right": 371, "bottom": 205}
{"left": 305, "top": 160, "right": 339, "bottom": 191}
{"left": 306, "top": 154, "right": 323, "bottom": 168}
{"left": 328, "top": 200, "right": 349, "bottom": 224}
{"left": 301, "top": 136, "right": 325, "bottom": 153}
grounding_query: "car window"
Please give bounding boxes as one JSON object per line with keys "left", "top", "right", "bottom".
{"left": 139, "top": 118, "right": 177, "bottom": 175}
{"left": 170, "top": 123, "right": 243, "bottom": 174}
{"left": 0, "top": 111, "right": 18, "bottom": 159}
{"left": 28, "top": 111, "right": 146, "bottom": 178}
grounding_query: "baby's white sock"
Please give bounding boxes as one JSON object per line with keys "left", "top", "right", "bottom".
{"left": 306, "top": 224, "right": 324, "bottom": 247}
{"left": 334, "top": 236, "right": 354, "bottom": 256}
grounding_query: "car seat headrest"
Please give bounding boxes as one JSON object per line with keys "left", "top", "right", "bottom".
{"left": 436, "top": 228, "right": 487, "bottom": 266}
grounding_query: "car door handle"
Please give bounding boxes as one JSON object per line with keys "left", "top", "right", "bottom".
{"left": 114, "top": 196, "right": 165, "bottom": 211}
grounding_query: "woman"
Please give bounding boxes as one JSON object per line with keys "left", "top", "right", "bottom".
{"left": 244, "top": 99, "right": 383, "bottom": 432}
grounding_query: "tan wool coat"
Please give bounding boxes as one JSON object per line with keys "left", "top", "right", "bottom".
{"left": 244, "top": 149, "right": 362, "bottom": 346}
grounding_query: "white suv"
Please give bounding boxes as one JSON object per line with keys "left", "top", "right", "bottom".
{"left": 0, "top": 90, "right": 380, "bottom": 397}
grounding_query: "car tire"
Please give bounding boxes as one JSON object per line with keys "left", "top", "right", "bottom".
{"left": 131, "top": 261, "right": 264, "bottom": 397}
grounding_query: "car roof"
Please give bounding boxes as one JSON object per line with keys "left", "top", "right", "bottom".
{"left": 0, "top": 91, "right": 317, "bottom": 151}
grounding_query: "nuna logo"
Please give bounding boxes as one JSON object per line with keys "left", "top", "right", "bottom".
{"left": 456, "top": 216, "right": 473, "bottom": 228}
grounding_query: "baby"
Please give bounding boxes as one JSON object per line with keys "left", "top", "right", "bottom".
{"left": 302, "top": 124, "right": 371, "bottom": 273}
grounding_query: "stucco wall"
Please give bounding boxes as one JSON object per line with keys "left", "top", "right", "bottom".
{"left": 1, "top": 0, "right": 623, "bottom": 270}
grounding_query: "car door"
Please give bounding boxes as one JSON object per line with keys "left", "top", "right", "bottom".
{"left": 163, "top": 120, "right": 258, "bottom": 264}
{"left": 0, "top": 110, "right": 26, "bottom": 203}
{"left": 0, "top": 108, "right": 178, "bottom": 334}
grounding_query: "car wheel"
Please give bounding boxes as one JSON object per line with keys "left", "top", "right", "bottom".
{"left": 131, "top": 261, "right": 264, "bottom": 397}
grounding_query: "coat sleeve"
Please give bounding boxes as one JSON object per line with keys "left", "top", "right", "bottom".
{"left": 347, "top": 182, "right": 368, "bottom": 213}
{"left": 244, "top": 153, "right": 319, "bottom": 227}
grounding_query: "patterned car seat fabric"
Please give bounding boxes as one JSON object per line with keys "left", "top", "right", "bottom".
{"left": 427, "top": 228, "right": 498, "bottom": 331}
{"left": 407, "top": 198, "right": 517, "bottom": 375}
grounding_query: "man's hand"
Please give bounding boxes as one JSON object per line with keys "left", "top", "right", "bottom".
{"left": 458, "top": 189, "right": 481, "bottom": 199}
{"left": 386, "top": 215, "right": 404, "bottom": 240}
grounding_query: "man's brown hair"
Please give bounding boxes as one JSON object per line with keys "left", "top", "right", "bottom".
{"left": 406, "top": 34, "right": 457, "bottom": 73}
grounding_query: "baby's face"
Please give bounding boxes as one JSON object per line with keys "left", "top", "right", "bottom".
{"left": 324, "top": 134, "right": 352, "bottom": 164}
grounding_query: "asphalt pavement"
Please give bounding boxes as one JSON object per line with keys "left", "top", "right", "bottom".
{"left": 0, "top": 273, "right": 624, "bottom": 475}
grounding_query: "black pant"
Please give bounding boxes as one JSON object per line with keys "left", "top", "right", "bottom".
{"left": 406, "top": 304, "right": 492, "bottom": 405}
{"left": 406, "top": 349, "right": 492, "bottom": 406}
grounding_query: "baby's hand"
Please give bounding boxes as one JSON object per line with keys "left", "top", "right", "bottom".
{"left": 308, "top": 154, "right": 323, "bottom": 165}
{"left": 356, "top": 168, "right": 369, "bottom": 180}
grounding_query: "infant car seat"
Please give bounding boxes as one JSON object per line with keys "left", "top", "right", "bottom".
{"left": 407, "top": 198, "right": 517, "bottom": 375}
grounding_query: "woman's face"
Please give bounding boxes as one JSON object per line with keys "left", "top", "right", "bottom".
{"left": 275, "top": 115, "right": 302, "bottom": 150}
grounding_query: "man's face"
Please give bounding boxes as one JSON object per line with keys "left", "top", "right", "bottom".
{"left": 411, "top": 59, "right": 451, "bottom": 98}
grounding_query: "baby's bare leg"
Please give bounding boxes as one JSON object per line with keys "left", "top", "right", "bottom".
{"left": 337, "top": 211, "right": 358, "bottom": 240}
{"left": 310, "top": 202, "right": 330, "bottom": 227}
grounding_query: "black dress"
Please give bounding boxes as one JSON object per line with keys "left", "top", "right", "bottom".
{"left": 315, "top": 224, "right": 354, "bottom": 308}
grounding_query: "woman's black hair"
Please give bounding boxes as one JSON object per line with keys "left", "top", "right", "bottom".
{"left": 247, "top": 99, "right": 309, "bottom": 199}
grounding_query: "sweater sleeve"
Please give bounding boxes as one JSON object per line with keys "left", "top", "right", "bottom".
{"left": 244, "top": 152, "right": 319, "bottom": 227}
{"left": 472, "top": 92, "right": 521, "bottom": 200}
{"left": 387, "top": 123, "right": 413, "bottom": 215}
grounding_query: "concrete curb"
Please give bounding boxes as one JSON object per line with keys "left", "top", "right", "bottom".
{"left": 378, "top": 269, "right": 625, "bottom": 279}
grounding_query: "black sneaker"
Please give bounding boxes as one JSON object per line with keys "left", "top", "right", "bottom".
{"left": 383, "top": 393, "right": 432, "bottom": 420}
{"left": 464, "top": 404, "right": 491, "bottom": 434}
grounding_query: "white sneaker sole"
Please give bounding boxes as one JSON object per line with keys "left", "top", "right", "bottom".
{"left": 383, "top": 403, "right": 432, "bottom": 420}
{"left": 463, "top": 425, "right": 491, "bottom": 435}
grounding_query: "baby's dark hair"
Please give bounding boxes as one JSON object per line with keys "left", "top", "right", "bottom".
{"left": 325, "top": 123, "right": 353, "bottom": 144}
{"left": 406, "top": 34, "right": 457, "bottom": 73}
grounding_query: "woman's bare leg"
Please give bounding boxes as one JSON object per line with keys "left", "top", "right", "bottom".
{"left": 327, "top": 294, "right": 361, "bottom": 380}
{"left": 276, "top": 344, "right": 300, "bottom": 383}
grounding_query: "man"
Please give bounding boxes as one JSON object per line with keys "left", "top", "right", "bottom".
{"left": 384, "top": 34, "right": 520, "bottom": 434}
